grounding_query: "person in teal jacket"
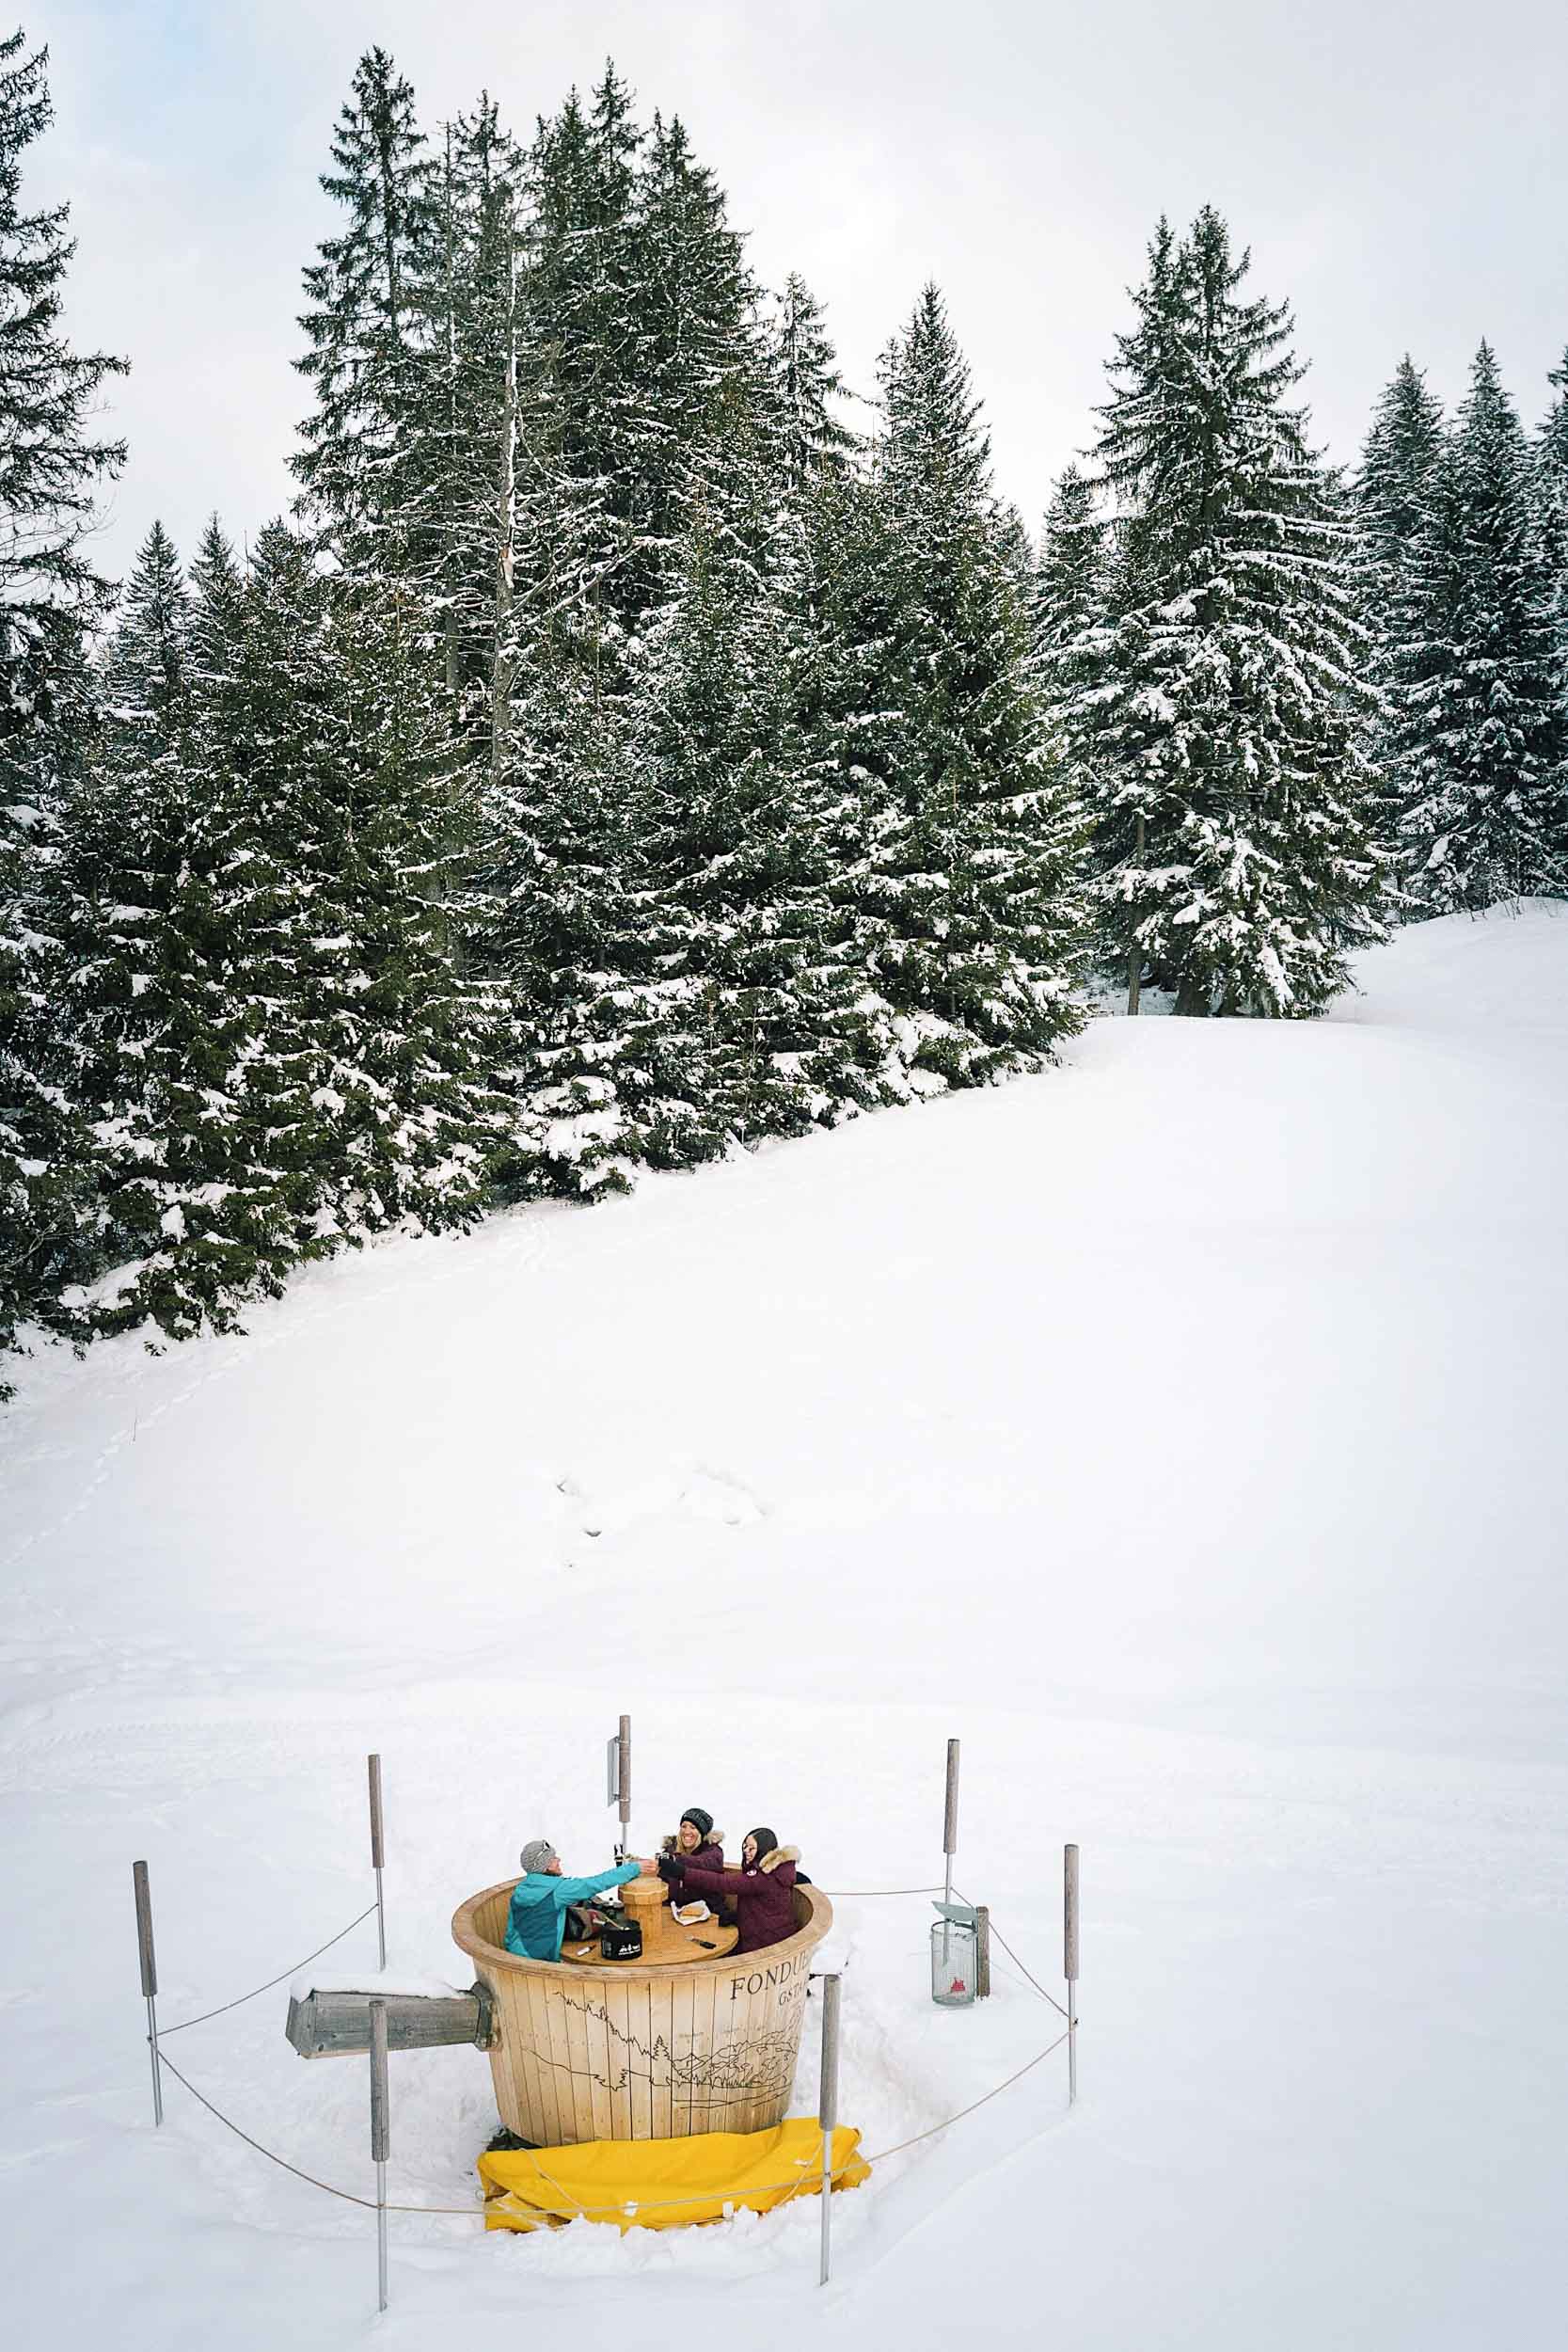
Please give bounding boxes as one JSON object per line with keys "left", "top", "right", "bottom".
{"left": 505, "top": 1838, "right": 656, "bottom": 1962}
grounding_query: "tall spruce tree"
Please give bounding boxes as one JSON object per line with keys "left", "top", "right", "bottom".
{"left": 1051, "top": 209, "right": 1385, "bottom": 1015}
{"left": 1034, "top": 465, "right": 1103, "bottom": 654}
{"left": 630, "top": 111, "right": 767, "bottom": 621}
{"left": 293, "top": 49, "right": 438, "bottom": 581}
{"left": 61, "top": 522, "right": 197, "bottom": 1294}
{"left": 227, "top": 525, "right": 494, "bottom": 1248}
{"left": 767, "top": 272, "right": 858, "bottom": 493}
{"left": 1357, "top": 358, "right": 1447, "bottom": 604}
{"left": 1536, "top": 349, "right": 1568, "bottom": 741}
{"left": 1537, "top": 346, "right": 1568, "bottom": 570}
{"left": 412, "top": 94, "right": 522, "bottom": 727}
{"left": 815, "top": 285, "right": 1086, "bottom": 1089}
{"left": 1354, "top": 357, "right": 1447, "bottom": 870}
{"left": 1391, "top": 343, "right": 1565, "bottom": 909}
{"left": 0, "top": 28, "right": 126, "bottom": 1383}
{"left": 632, "top": 415, "right": 890, "bottom": 1152}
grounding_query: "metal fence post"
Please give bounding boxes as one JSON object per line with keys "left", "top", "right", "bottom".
{"left": 133, "top": 1860, "right": 162, "bottom": 2125}
{"left": 817, "top": 1972, "right": 841, "bottom": 2286}
{"left": 1064, "top": 1842, "right": 1080, "bottom": 2104}
{"left": 942, "top": 1738, "right": 960, "bottom": 1908}
{"left": 368, "top": 1754, "right": 386, "bottom": 1969}
{"left": 370, "top": 1996, "right": 389, "bottom": 2312}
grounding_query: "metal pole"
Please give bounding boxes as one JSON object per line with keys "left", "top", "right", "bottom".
{"left": 370, "top": 1997, "right": 389, "bottom": 2312}
{"left": 617, "top": 1712, "right": 631, "bottom": 1859}
{"left": 941, "top": 1738, "right": 959, "bottom": 1971}
{"left": 942, "top": 1738, "right": 959, "bottom": 1908}
{"left": 1064, "top": 1842, "right": 1080, "bottom": 2105}
{"left": 975, "top": 1905, "right": 991, "bottom": 1999}
{"left": 133, "top": 1860, "right": 163, "bottom": 2126}
{"left": 817, "top": 1972, "right": 841, "bottom": 2287}
{"left": 368, "top": 1754, "right": 386, "bottom": 1969}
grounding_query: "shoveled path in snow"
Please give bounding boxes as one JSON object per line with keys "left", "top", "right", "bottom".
{"left": 2, "top": 905, "right": 1565, "bottom": 2350}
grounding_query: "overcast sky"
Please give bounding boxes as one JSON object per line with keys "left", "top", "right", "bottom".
{"left": 26, "top": 0, "right": 1568, "bottom": 582}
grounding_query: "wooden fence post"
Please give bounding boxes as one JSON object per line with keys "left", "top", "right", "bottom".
{"left": 617, "top": 1712, "right": 632, "bottom": 1857}
{"left": 1064, "top": 1842, "right": 1080, "bottom": 2104}
{"left": 975, "top": 1904, "right": 991, "bottom": 1998}
{"left": 942, "top": 1738, "right": 960, "bottom": 1907}
{"left": 368, "top": 1755, "right": 386, "bottom": 1969}
{"left": 370, "top": 1996, "right": 389, "bottom": 2312}
{"left": 817, "top": 1972, "right": 842, "bottom": 2286}
{"left": 133, "top": 1860, "right": 162, "bottom": 2125}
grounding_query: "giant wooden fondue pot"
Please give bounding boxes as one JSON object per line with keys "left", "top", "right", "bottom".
{"left": 451, "top": 1872, "right": 834, "bottom": 2146}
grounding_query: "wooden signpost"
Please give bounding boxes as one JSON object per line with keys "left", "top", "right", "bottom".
{"left": 368, "top": 1754, "right": 386, "bottom": 1969}
{"left": 1065, "top": 1841, "right": 1080, "bottom": 2104}
{"left": 133, "top": 1860, "right": 162, "bottom": 2126}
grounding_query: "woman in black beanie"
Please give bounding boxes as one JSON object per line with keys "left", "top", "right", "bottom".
{"left": 666, "top": 1806, "right": 724, "bottom": 1870}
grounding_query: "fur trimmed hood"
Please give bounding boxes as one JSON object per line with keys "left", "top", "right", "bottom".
{"left": 758, "top": 1844, "right": 800, "bottom": 1873}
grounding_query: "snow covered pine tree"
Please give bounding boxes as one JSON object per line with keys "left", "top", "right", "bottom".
{"left": 1044, "top": 209, "right": 1386, "bottom": 1014}
{"left": 1388, "top": 343, "right": 1566, "bottom": 910}
{"left": 0, "top": 29, "right": 125, "bottom": 1383}
{"left": 813, "top": 284, "right": 1086, "bottom": 1090}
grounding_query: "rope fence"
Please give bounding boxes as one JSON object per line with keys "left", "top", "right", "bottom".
{"left": 132, "top": 1736, "right": 1082, "bottom": 2305}
{"left": 139, "top": 1867, "right": 1073, "bottom": 2221}
{"left": 152, "top": 2011, "right": 1074, "bottom": 2222}
{"left": 160, "top": 1903, "right": 381, "bottom": 2037}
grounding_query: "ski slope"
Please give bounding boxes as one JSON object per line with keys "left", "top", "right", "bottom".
{"left": 3, "top": 904, "right": 1565, "bottom": 2350}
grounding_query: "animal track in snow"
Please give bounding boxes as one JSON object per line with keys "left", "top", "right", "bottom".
{"left": 564, "top": 1463, "right": 767, "bottom": 1538}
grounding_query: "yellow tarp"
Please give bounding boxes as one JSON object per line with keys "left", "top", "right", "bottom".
{"left": 478, "top": 2120, "right": 870, "bottom": 2232}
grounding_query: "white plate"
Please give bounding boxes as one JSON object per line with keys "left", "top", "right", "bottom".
{"left": 673, "top": 1900, "right": 711, "bottom": 1925}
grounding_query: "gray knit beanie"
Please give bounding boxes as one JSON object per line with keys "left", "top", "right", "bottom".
{"left": 519, "top": 1838, "right": 558, "bottom": 1874}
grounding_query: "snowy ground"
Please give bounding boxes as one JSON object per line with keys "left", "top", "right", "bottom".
{"left": 3, "top": 904, "right": 1565, "bottom": 2350}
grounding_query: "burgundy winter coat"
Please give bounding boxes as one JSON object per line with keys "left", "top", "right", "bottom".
{"left": 675, "top": 1846, "right": 800, "bottom": 1956}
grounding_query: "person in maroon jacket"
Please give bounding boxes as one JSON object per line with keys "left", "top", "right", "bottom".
{"left": 661, "top": 1825, "right": 800, "bottom": 1956}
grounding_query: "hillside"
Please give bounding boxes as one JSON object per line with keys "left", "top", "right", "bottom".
{"left": 4, "top": 904, "right": 1565, "bottom": 2350}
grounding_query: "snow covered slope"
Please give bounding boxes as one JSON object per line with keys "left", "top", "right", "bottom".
{"left": 4, "top": 905, "right": 1565, "bottom": 2350}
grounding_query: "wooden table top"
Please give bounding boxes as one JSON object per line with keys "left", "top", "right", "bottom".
{"left": 561, "top": 1907, "right": 739, "bottom": 1968}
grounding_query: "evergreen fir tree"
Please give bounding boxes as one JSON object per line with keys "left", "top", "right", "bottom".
{"left": 1535, "top": 349, "right": 1568, "bottom": 745}
{"left": 1034, "top": 466, "right": 1104, "bottom": 679}
{"left": 1353, "top": 357, "right": 1446, "bottom": 865}
{"left": 1391, "top": 343, "right": 1566, "bottom": 909}
{"left": 0, "top": 28, "right": 126, "bottom": 1383}
{"left": 816, "top": 285, "right": 1086, "bottom": 1089}
{"left": 483, "top": 659, "right": 663, "bottom": 1198}
{"left": 767, "top": 273, "right": 859, "bottom": 494}
{"left": 1053, "top": 209, "right": 1385, "bottom": 1014}
{"left": 293, "top": 49, "right": 439, "bottom": 580}
{"left": 411, "top": 94, "right": 523, "bottom": 727}
{"left": 60, "top": 521, "right": 195, "bottom": 1288}
{"left": 224, "top": 525, "right": 494, "bottom": 1249}
{"left": 630, "top": 110, "right": 767, "bottom": 622}
{"left": 512, "top": 71, "right": 646, "bottom": 662}
{"left": 632, "top": 419, "right": 890, "bottom": 1152}
{"left": 1357, "top": 357, "right": 1447, "bottom": 606}
{"left": 1536, "top": 346, "right": 1568, "bottom": 573}
{"left": 73, "top": 518, "right": 329, "bottom": 1338}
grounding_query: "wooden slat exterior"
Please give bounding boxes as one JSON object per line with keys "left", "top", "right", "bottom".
{"left": 451, "top": 1879, "right": 832, "bottom": 2148}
